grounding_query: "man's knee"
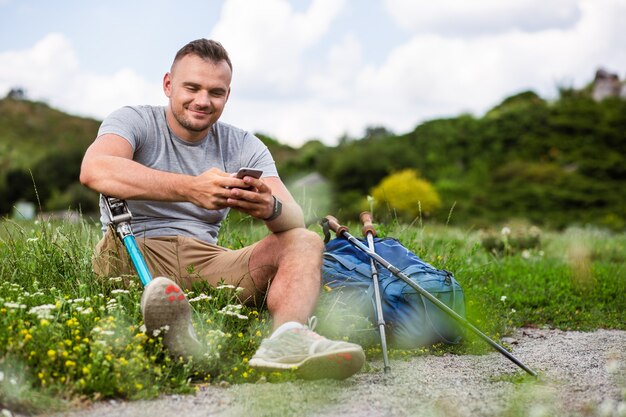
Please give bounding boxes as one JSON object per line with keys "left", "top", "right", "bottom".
{"left": 279, "top": 228, "right": 324, "bottom": 254}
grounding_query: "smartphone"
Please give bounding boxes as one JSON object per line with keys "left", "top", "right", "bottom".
{"left": 235, "top": 167, "right": 263, "bottom": 179}
{"left": 231, "top": 167, "right": 263, "bottom": 190}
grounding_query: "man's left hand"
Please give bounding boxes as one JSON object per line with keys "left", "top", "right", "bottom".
{"left": 226, "top": 176, "right": 273, "bottom": 219}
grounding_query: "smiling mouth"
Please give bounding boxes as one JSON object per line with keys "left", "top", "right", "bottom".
{"left": 189, "top": 108, "right": 210, "bottom": 117}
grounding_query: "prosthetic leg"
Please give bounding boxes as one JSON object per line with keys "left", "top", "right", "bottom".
{"left": 103, "top": 196, "right": 203, "bottom": 359}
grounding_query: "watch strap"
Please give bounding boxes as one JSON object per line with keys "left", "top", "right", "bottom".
{"left": 264, "top": 195, "right": 282, "bottom": 221}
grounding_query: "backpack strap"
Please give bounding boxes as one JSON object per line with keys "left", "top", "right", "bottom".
{"left": 323, "top": 253, "right": 373, "bottom": 278}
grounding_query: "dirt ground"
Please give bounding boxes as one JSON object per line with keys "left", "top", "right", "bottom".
{"left": 35, "top": 328, "right": 626, "bottom": 417}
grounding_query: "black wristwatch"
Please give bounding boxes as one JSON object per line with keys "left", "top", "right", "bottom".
{"left": 264, "top": 195, "right": 282, "bottom": 221}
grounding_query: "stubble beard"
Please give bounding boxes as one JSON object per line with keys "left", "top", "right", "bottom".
{"left": 172, "top": 106, "right": 213, "bottom": 133}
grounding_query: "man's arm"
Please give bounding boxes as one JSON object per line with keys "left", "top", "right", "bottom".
{"left": 261, "top": 177, "right": 305, "bottom": 232}
{"left": 225, "top": 175, "right": 305, "bottom": 232}
{"left": 80, "top": 134, "right": 246, "bottom": 210}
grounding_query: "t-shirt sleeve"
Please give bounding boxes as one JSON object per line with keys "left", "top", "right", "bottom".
{"left": 239, "top": 132, "right": 280, "bottom": 178}
{"left": 96, "top": 106, "right": 148, "bottom": 151}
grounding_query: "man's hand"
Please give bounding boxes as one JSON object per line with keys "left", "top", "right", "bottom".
{"left": 187, "top": 168, "right": 272, "bottom": 218}
{"left": 225, "top": 175, "right": 274, "bottom": 219}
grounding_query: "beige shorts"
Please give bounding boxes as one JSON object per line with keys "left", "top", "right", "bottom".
{"left": 93, "top": 227, "right": 262, "bottom": 303}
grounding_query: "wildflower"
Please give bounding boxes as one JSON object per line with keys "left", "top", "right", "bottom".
{"left": 66, "top": 317, "right": 79, "bottom": 327}
{"left": 111, "top": 289, "right": 130, "bottom": 295}
{"left": 108, "top": 276, "right": 123, "bottom": 282}
{"left": 500, "top": 295, "right": 507, "bottom": 303}
{"left": 4, "top": 302, "right": 27, "bottom": 310}
{"left": 65, "top": 360, "right": 76, "bottom": 367}
{"left": 218, "top": 304, "right": 248, "bottom": 320}
{"left": 501, "top": 227, "right": 511, "bottom": 236}
{"left": 189, "top": 294, "right": 213, "bottom": 303}
{"left": 47, "top": 349, "right": 56, "bottom": 358}
{"left": 216, "top": 284, "right": 236, "bottom": 290}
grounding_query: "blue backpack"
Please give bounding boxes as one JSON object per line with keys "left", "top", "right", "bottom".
{"left": 321, "top": 237, "right": 466, "bottom": 349}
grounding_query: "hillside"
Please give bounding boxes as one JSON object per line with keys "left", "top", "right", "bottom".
{"left": 1, "top": 74, "right": 625, "bottom": 230}
{"left": 0, "top": 97, "right": 101, "bottom": 214}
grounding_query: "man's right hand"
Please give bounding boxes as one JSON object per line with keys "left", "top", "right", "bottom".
{"left": 187, "top": 168, "right": 255, "bottom": 210}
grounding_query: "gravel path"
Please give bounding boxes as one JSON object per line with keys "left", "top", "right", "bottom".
{"left": 42, "top": 328, "right": 625, "bottom": 417}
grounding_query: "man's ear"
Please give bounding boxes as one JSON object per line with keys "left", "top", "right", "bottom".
{"left": 163, "top": 72, "right": 172, "bottom": 97}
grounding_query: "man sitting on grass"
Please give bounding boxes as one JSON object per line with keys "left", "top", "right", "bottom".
{"left": 80, "top": 38, "right": 364, "bottom": 380}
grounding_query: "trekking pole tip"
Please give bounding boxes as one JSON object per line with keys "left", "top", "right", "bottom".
{"left": 324, "top": 215, "right": 349, "bottom": 237}
{"left": 359, "top": 211, "right": 377, "bottom": 237}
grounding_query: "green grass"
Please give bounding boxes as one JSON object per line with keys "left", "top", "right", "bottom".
{"left": 0, "top": 215, "right": 624, "bottom": 414}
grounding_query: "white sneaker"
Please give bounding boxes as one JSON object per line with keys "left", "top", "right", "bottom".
{"left": 249, "top": 324, "right": 365, "bottom": 380}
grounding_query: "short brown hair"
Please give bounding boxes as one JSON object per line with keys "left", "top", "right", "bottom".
{"left": 172, "top": 39, "right": 232, "bottom": 71}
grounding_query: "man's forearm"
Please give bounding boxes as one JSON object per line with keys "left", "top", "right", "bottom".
{"left": 265, "top": 200, "right": 305, "bottom": 233}
{"left": 80, "top": 155, "right": 191, "bottom": 201}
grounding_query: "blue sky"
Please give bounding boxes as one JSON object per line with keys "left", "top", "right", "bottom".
{"left": 1, "top": 0, "right": 624, "bottom": 145}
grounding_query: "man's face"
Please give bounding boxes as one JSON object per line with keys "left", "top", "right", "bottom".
{"left": 163, "top": 54, "right": 232, "bottom": 141}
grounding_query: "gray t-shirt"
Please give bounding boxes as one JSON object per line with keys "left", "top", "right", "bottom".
{"left": 96, "top": 105, "right": 278, "bottom": 244}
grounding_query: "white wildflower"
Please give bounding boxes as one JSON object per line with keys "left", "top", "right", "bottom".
{"left": 511, "top": 308, "right": 516, "bottom": 313}
{"left": 139, "top": 324, "right": 147, "bottom": 333}
{"left": 218, "top": 304, "right": 248, "bottom": 320}
{"left": 111, "top": 289, "right": 129, "bottom": 295}
{"left": 108, "top": 277, "right": 123, "bottom": 283}
{"left": 501, "top": 226, "right": 511, "bottom": 236}
{"left": 4, "top": 302, "right": 27, "bottom": 310}
{"left": 189, "top": 294, "right": 213, "bottom": 303}
{"left": 28, "top": 304, "right": 56, "bottom": 319}
{"left": 79, "top": 307, "right": 93, "bottom": 315}
{"left": 216, "top": 284, "right": 236, "bottom": 290}
{"left": 500, "top": 295, "right": 507, "bottom": 303}
{"left": 521, "top": 250, "right": 531, "bottom": 259}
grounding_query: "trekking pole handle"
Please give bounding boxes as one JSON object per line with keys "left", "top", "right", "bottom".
{"left": 324, "top": 215, "right": 350, "bottom": 237}
{"left": 359, "top": 211, "right": 377, "bottom": 237}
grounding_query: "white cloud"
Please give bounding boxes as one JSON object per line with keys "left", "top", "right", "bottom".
{"left": 383, "top": 0, "right": 582, "bottom": 36}
{"left": 224, "top": 0, "right": 626, "bottom": 145}
{"left": 0, "top": 33, "right": 164, "bottom": 120}
{"left": 211, "top": 0, "right": 346, "bottom": 96}
{"left": 1, "top": 0, "right": 624, "bottom": 147}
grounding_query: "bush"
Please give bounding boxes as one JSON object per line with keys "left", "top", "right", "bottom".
{"left": 370, "top": 169, "right": 442, "bottom": 220}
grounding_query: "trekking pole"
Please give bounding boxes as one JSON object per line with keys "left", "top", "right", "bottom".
{"left": 359, "top": 212, "right": 391, "bottom": 373}
{"left": 323, "top": 215, "right": 538, "bottom": 377}
{"left": 103, "top": 196, "right": 153, "bottom": 287}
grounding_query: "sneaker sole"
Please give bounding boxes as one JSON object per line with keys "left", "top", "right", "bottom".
{"left": 249, "top": 347, "right": 366, "bottom": 380}
{"left": 141, "top": 276, "right": 202, "bottom": 358}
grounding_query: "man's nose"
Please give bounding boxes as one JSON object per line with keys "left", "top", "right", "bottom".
{"left": 194, "top": 91, "right": 211, "bottom": 108}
